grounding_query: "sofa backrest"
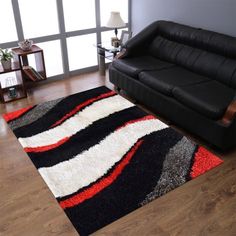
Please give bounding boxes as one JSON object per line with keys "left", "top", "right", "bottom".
{"left": 148, "top": 21, "right": 236, "bottom": 88}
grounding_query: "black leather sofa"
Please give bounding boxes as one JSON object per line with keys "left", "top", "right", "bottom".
{"left": 109, "top": 20, "right": 236, "bottom": 150}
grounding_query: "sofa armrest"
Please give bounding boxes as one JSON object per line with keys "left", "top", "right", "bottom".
{"left": 221, "top": 99, "right": 236, "bottom": 125}
{"left": 121, "top": 21, "right": 162, "bottom": 58}
{"left": 115, "top": 48, "right": 127, "bottom": 60}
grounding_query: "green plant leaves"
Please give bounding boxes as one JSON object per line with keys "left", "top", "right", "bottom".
{"left": 0, "top": 48, "right": 13, "bottom": 61}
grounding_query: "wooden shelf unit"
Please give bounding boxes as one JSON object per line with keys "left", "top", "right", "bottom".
{"left": 0, "top": 45, "right": 47, "bottom": 103}
{"left": 12, "top": 45, "right": 47, "bottom": 83}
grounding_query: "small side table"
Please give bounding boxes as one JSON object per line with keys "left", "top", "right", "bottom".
{"left": 96, "top": 42, "right": 121, "bottom": 76}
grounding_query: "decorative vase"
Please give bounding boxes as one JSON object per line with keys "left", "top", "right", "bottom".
{"left": 1, "top": 60, "right": 12, "bottom": 70}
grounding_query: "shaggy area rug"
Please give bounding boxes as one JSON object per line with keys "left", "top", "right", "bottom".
{"left": 3, "top": 86, "right": 223, "bottom": 236}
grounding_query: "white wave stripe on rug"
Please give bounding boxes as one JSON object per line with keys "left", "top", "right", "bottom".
{"left": 39, "top": 118, "right": 168, "bottom": 198}
{"left": 18, "top": 95, "right": 134, "bottom": 148}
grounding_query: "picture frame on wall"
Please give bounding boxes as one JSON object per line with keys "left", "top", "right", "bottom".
{"left": 120, "top": 30, "right": 132, "bottom": 47}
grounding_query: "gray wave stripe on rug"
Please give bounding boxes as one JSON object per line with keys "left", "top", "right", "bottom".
{"left": 9, "top": 97, "right": 63, "bottom": 130}
{"left": 140, "top": 136, "right": 196, "bottom": 206}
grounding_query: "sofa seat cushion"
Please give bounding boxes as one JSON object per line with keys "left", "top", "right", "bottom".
{"left": 112, "top": 56, "right": 173, "bottom": 78}
{"left": 139, "top": 67, "right": 211, "bottom": 96}
{"left": 173, "top": 80, "right": 235, "bottom": 119}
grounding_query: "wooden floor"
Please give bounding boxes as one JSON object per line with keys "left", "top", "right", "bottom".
{"left": 0, "top": 72, "right": 236, "bottom": 236}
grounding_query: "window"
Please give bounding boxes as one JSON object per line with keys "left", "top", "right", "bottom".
{"left": 37, "top": 41, "right": 64, "bottom": 77}
{"left": 63, "top": 0, "right": 96, "bottom": 32}
{"left": 18, "top": 0, "right": 59, "bottom": 38}
{"left": 27, "top": 41, "right": 63, "bottom": 77}
{"left": 67, "top": 34, "right": 97, "bottom": 71}
{"left": 0, "top": 0, "right": 18, "bottom": 43}
{"left": 0, "top": 0, "right": 130, "bottom": 78}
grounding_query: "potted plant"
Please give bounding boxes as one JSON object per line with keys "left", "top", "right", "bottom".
{"left": 0, "top": 48, "right": 13, "bottom": 70}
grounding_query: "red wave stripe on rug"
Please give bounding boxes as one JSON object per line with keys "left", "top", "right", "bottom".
{"left": 190, "top": 146, "right": 223, "bottom": 179}
{"left": 59, "top": 139, "right": 144, "bottom": 209}
{"left": 24, "top": 137, "right": 70, "bottom": 153}
{"left": 116, "top": 115, "right": 155, "bottom": 131}
{"left": 51, "top": 90, "right": 116, "bottom": 128}
{"left": 3, "top": 106, "right": 34, "bottom": 122}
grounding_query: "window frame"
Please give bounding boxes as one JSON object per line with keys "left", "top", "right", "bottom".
{"left": 0, "top": 0, "right": 131, "bottom": 79}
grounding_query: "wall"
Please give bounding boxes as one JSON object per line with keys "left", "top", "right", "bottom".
{"left": 131, "top": 0, "right": 236, "bottom": 37}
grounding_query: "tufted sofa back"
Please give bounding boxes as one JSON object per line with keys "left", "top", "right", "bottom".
{"left": 148, "top": 21, "right": 236, "bottom": 88}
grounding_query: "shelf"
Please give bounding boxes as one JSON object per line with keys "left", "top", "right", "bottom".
{"left": 13, "top": 45, "right": 47, "bottom": 83}
{"left": 2, "top": 88, "right": 27, "bottom": 103}
{"left": 2, "top": 84, "right": 22, "bottom": 92}
{"left": 0, "top": 44, "right": 46, "bottom": 103}
{"left": 104, "top": 54, "right": 114, "bottom": 61}
{"left": 0, "top": 62, "right": 21, "bottom": 74}
{"left": 96, "top": 42, "right": 121, "bottom": 53}
{"left": 0, "top": 69, "right": 26, "bottom": 103}
{"left": 0, "top": 72, "right": 22, "bottom": 89}
{"left": 11, "top": 45, "right": 43, "bottom": 56}
{"left": 23, "top": 66, "right": 46, "bottom": 82}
